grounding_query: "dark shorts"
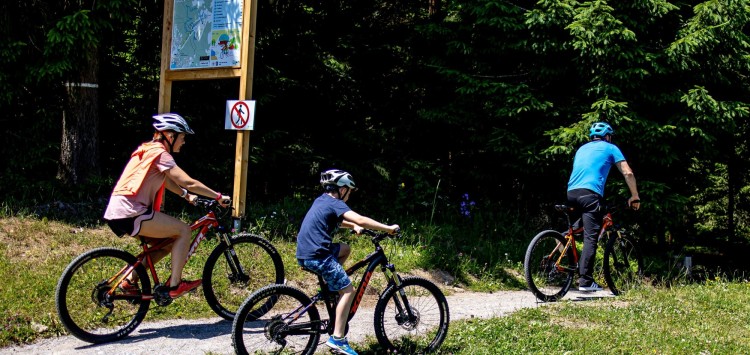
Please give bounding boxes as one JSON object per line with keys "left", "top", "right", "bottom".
{"left": 104, "top": 206, "right": 155, "bottom": 237}
{"left": 297, "top": 243, "right": 350, "bottom": 292}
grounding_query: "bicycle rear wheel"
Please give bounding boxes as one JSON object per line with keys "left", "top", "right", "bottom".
{"left": 55, "top": 247, "right": 151, "bottom": 343}
{"left": 603, "top": 232, "right": 643, "bottom": 296}
{"left": 203, "top": 233, "right": 285, "bottom": 320}
{"left": 524, "top": 230, "right": 575, "bottom": 302}
{"left": 232, "top": 284, "right": 320, "bottom": 355}
{"left": 374, "top": 276, "right": 450, "bottom": 353}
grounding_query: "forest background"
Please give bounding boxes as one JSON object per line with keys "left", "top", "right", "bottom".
{"left": 2, "top": 0, "right": 750, "bottom": 275}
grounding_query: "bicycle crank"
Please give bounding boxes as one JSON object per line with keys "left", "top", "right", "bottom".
{"left": 153, "top": 284, "right": 173, "bottom": 306}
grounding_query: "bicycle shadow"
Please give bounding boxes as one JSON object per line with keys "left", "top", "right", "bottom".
{"left": 73, "top": 318, "right": 235, "bottom": 350}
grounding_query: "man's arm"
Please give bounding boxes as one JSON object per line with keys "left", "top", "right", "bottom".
{"left": 615, "top": 160, "right": 640, "bottom": 210}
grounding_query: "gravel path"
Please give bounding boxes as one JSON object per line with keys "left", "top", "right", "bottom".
{"left": 0, "top": 288, "right": 611, "bottom": 355}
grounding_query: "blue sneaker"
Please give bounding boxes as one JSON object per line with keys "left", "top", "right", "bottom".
{"left": 325, "top": 336, "right": 358, "bottom": 355}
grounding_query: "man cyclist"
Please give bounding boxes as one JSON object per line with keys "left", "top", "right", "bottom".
{"left": 567, "top": 122, "right": 640, "bottom": 291}
{"left": 296, "top": 169, "right": 399, "bottom": 355}
{"left": 103, "top": 113, "right": 231, "bottom": 298}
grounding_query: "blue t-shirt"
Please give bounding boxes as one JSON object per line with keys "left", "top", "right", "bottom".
{"left": 295, "top": 194, "right": 352, "bottom": 260}
{"left": 567, "top": 140, "right": 625, "bottom": 196}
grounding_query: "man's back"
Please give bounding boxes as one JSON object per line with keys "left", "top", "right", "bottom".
{"left": 567, "top": 140, "right": 625, "bottom": 196}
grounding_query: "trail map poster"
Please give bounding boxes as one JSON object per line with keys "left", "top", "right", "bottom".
{"left": 170, "top": 0, "right": 243, "bottom": 70}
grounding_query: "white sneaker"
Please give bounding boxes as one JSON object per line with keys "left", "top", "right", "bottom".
{"left": 579, "top": 281, "right": 603, "bottom": 292}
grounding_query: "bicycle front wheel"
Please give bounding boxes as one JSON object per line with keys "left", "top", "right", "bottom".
{"left": 232, "top": 284, "right": 320, "bottom": 355}
{"left": 55, "top": 247, "right": 151, "bottom": 343}
{"left": 524, "top": 230, "right": 575, "bottom": 302}
{"left": 203, "top": 233, "right": 285, "bottom": 320}
{"left": 374, "top": 276, "right": 450, "bottom": 353}
{"left": 603, "top": 232, "right": 644, "bottom": 296}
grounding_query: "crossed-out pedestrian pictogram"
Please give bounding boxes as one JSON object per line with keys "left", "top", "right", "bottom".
{"left": 231, "top": 101, "right": 251, "bottom": 129}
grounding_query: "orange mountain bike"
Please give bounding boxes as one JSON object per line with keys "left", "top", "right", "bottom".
{"left": 523, "top": 201, "right": 644, "bottom": 302}
{"left": 55, "top": 197, "right": 285, "bottom": 343}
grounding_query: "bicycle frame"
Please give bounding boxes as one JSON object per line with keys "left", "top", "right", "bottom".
{"left": 342, "top": 243, "right": 401, "bottom": 318}
{"left": 107, "top": 207, "right": 229, "bottom": 301}
{"left": 553, "top": 206, "right": 617, "bottom": 274}
{"left": 287, "top": 233, "right": 408, "bottom": 335}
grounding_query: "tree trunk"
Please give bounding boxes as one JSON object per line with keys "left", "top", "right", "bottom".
{"left": 57, "top": 54, "right": 100, "bottom": 185}
{"left": 727, "top": 135, "right": 736, "bottom": 241}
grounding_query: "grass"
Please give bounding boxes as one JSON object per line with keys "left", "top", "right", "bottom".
{"left": 2, "top": 198, "right": 749, "bottom": 353}
{"left": 438, "top": 281, "right": 750, "bottom": 354}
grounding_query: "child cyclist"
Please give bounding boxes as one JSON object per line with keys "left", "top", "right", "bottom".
{"left": 296, "top": 169, "right": 399, "bottom": 355}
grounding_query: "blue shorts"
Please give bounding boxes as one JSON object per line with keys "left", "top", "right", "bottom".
{"left": 298, "top": 245, "right": 351, "bottom": 292}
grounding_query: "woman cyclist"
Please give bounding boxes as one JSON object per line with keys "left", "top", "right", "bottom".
{"left": 103, "top": 113, "right": 231, "bottom": 298}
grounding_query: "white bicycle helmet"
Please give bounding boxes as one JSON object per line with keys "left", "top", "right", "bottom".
{"left": 153, "top": 113, "right": 195, "bottom": 134}
{"left": 320, "top": 169, "right": 357, "bottom": 190}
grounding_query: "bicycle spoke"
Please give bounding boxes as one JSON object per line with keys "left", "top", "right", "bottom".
{"left": 374, "top": 277, "right": 449, "bottom": 353}
{"left": 204, "top": 234, "right": 285, "bottom": 320}
{"left": 524, "top": 231, "right": 574, "bottom": 301}
{"left": 56, "top": 248, "right": 150, "bottom": 343}
{"left": 233, "top": 285, "right": 319, "bottom": 355}
{"left": 604, "top": 235, "right": 644, "bottom": 295}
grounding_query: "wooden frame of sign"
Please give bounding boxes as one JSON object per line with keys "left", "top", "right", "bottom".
{"left": 157, "top": 0, "right": 257, "bottom": 221}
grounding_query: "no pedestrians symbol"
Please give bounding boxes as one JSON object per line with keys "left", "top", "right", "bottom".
{"left": 225, "top": 100, "right": 255, "bottom": 130}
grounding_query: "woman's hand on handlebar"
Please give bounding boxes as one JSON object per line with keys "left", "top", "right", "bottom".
{"left": 187, "top": 193, "right": 198, "bottom": 205}
{"left": 388, "top": 225, "right": 400, "bottom": 235}
{"left": 217, "top": 194, "right": 232, "bottom": 208}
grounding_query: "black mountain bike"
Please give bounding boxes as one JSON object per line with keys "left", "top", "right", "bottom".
{"left": 231, "top": 229, "right": 450, "bottom": 354}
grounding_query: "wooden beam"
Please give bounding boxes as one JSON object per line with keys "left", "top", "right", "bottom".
{"left": 165, "top": 67, "right": 242, "bottom": 81}
{"left": 158, "top": 0, "right": 175, "bottom": 112}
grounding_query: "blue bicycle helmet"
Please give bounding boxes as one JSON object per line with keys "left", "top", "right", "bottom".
{"left": 589, "top": 122, "right": 614, "bottom": 138}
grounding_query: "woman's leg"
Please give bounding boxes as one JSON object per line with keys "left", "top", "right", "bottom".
{"left": 138, "top": 212, "right": 191, "bottom": 288}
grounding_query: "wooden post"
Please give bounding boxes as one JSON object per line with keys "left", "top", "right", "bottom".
{"left": 233, "top": 0, "right": 258, "bottom": 222}
{"left": 158, "top": 0, "right": 174, "bottom": 113}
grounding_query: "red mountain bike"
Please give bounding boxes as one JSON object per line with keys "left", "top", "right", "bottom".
{"left": 523, "top": 201, "right": 644, "bottom": 302}
{"left": 55, "top": 197, "right": 285, "bottom": 343}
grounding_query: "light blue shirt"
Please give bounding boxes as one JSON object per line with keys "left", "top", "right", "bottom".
{"left": 567, "top": 140, "right": 625, "bottom": 196}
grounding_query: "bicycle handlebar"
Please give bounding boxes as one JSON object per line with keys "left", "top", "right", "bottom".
{"left": 357, "top": 228, "right": 402, "bottom": 243}
{"left": 193, "top": 197, "right": 233, "bottom": 219}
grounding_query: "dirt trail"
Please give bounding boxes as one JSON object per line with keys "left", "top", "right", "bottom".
{"left": 0, "top": 288, "right": 611, "bottom": 355}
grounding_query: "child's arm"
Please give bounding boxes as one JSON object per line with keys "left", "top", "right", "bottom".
{"left": 341, "top": 220, "right": 364, "bottom": 234}
{"left": 342, "top": 211, "right": 399, "bottom": 234}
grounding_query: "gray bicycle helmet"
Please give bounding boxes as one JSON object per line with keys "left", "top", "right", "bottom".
{"left": 589, "top": 122, "right": 614, "bottom": 138}
{"left": 153, "top": 113, "right": 195, "bottom": 134}
{"left": 320, "top": 169, "right": 357, "bottom": 190}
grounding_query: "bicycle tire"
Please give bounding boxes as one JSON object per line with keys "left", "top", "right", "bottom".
{"left": 524, "top": 230, "right": 575, "bottom": 302}
{"left": 55, "top": 247, "right": 151, "bottom": 343}
{"left": 232, "top": 284, "right": 320, "bottom": 355}
{"left": 373, "top": 276, "right": 450, "bottom": 353}
{"left": 203, "top": 233, "right": 285, "bottom": 320}
{"left": 603, "top": 232, "right": 644, "bottom": 296}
